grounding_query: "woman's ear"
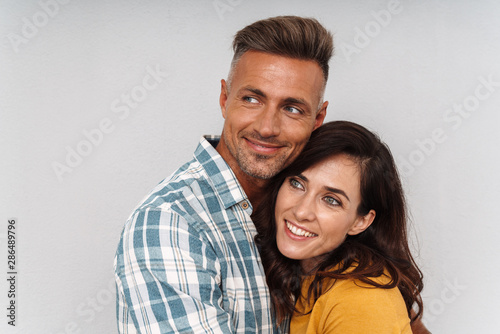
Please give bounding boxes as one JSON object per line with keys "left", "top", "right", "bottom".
{"left": 347, "top": 210, "right": 376, "bottom": 236}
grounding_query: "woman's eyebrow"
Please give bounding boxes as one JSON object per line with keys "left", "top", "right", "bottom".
{"left": 323, "top": 186, "right": 350, "bottom": 202}
{"left": 297, "top": 173, "right": 350, "bottom": 202}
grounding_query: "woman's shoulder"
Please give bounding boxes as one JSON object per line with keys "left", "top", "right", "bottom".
{"left": 324, "top": 275, "right": 410, "bottom": 328}
{"left": 319, "top": 269, "right": 401, "bottom": 306}
{"left": 299, "top": 273, "right": 411, "bottom": 333}
{"left": 293, "top": 265, "right": 412, "bottom": 333}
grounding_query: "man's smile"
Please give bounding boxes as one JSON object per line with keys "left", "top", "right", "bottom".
{"left": 244, "top": 137, "right": 286, "bottom": 155}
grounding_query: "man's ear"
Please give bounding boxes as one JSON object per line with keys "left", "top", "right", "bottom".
{"left": 347, "top": 210, "right": 376, "bottom": 236}
{"left": 313, "top": 101, "right": 328, "bottom": 130}
{"left": 219, "top": 79, "right": 228, "bottom": 119}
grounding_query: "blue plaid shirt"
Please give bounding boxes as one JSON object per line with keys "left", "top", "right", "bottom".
{"left": 114, "top": 136, "right": 276, "bottom": 333}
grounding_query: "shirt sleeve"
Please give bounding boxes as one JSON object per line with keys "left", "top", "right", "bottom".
{"left": 114, "top": 207, "right": 233, "bottom": 333}
{"left": 316, "top": 281, "right": 412, "bottom": 334}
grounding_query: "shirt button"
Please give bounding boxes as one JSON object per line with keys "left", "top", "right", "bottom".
{"left": 241, "top": 201, "right": 249, "bottom": 209}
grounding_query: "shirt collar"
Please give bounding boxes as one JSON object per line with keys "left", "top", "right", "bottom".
{"left": 194, "top": 136, "right": 251, "bottom": 212}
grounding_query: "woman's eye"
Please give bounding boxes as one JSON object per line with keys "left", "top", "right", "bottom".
{"left": 289, "top": 178, "right": 303, "bottom": 189}
{"left": 324, "top": 196, "right": 340, "bottom": 206}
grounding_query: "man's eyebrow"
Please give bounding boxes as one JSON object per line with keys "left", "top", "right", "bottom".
{"left": 284, "top": 97, "right": 311, "bottom": 112}
{"left": 297, "top": 174, "right": 350, "bottom": 202}
{"left": 240, "top": 86, "right": 267, "bottom": 98}
{"left": 240, "top": 87, "right": 311, "bottom": 110}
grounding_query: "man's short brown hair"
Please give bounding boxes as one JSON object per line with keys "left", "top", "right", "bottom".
{"left": 229, "top": 16, "right": 334, "bottom": 85}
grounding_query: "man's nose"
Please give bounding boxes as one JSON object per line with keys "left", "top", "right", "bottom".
{"left": 255, "top": 105, "right": 281, "bottom": 138}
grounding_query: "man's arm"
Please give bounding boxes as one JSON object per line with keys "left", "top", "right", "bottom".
{"left": 114, "top": 208, "right": 232, "bottom": 333}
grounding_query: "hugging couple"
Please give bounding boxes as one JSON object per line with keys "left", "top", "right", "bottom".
{"left": 115, "top": 16, "right": 428, "bottom": 334}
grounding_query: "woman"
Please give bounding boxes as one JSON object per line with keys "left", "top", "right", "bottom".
{"left": 254, "top": 121, "right": 423, "bottom": 333}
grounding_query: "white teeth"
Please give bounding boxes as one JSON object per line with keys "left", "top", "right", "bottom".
{"left": 286, "top": 221, "right": 317, "bottom": 237}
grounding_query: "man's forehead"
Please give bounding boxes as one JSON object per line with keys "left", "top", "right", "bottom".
{"left": 232, "top": 51, "right": 325, "bottom": 101}
{"left": 236, "top": 50, "right": 322, "bottom": 73}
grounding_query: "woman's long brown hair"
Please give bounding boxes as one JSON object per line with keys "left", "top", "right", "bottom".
{"left": 253, "top": 121, "right": 424, "bottom": 325}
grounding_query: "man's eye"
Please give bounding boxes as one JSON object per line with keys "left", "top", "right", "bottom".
{"left": 284, "top": 106, "right": 302, "bottom": 114}
{"left": 243, "top": 96, "right": 259, "bottom": 103}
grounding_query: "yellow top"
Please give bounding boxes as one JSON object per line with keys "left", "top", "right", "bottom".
{"left": 291, "top": 269, "right": 412, "bottom": 334}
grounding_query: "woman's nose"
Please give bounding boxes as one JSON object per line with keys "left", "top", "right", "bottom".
{"left": 292, "top": 195, "right": 316, "bottom": 222}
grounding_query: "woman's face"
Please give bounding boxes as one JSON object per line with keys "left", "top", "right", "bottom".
{"left": 274, "top": 154, "right": 375, "bottom": 271}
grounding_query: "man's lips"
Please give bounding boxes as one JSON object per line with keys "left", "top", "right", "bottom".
{"left": 244, "top": 138, "right": 284, "bottom": 154}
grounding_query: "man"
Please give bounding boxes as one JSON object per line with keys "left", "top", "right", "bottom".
{"left": 115, "top": 16, "right": 429, "bottom": 333}
{"left": 115, "top": 16, "right": 329, "bottom": 333}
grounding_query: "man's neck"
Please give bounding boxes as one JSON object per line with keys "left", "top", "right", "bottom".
{"left": 215, "top": 135, "right": 270, "bottom": 210}
{"left": 234, "top": 170, "right": 269, "bottom": 210}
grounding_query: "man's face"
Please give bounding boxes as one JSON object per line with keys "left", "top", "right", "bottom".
{"left": 218, "top": 50, "right": 327, "bottom": 181}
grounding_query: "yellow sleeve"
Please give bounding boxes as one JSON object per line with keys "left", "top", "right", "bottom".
{"left": 292, "top": 279, "right": 412, "bottom": 334}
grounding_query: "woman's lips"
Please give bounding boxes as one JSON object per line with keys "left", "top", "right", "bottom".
{"left": 285, "top": 220, "right": 318, "bottom": 239}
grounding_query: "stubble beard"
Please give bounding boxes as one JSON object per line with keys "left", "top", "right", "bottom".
{"left": 224, "top": 136, "right": 289, "bottom": 180}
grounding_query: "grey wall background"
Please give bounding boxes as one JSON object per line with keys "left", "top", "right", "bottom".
{"left": 1, "top": 0, "right": 499, "bottom": 333}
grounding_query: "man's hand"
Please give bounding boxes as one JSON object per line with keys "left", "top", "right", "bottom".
{"left": 410, "top": 310, "right": 431, "bottom": 334}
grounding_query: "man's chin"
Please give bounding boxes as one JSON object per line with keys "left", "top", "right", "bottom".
{"left": 236, "top": 150, "right": 289, "bottom": 179}
{"left": 240, "top": 163, "right": 282, "bottom": 180}
{"left": 243, "top": 170, "right": 274, "bottom": 180}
